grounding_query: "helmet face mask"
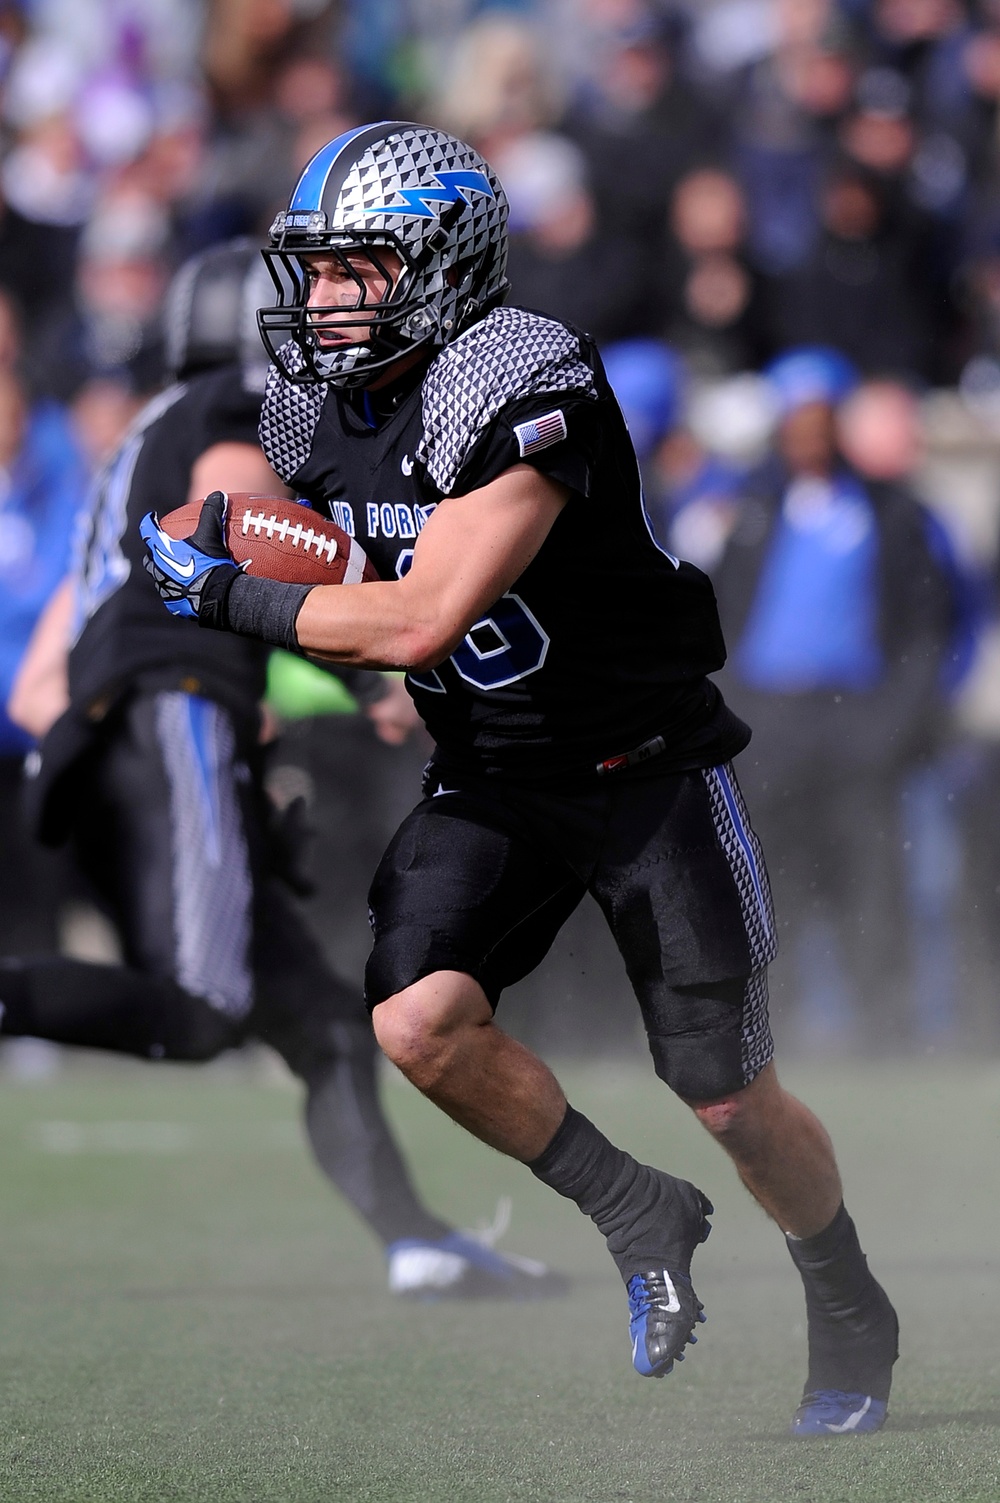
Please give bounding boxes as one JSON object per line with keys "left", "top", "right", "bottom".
{"left": 257, "top": 121, "right": 509, "bottom": 389}
{"left": 260, "top": 232, "right": 428, "bottom": 385}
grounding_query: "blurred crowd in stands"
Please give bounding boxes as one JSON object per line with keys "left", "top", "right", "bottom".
{"left": 6, "top": 0, "right": 1000, "bottom": 1063}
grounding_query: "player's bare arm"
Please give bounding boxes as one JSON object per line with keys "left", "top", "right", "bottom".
{"left": 8, "top": 576, "right": 74, "bottom": 738}
{"left": 296, "top": 463, "right": 568, "bottom": 671}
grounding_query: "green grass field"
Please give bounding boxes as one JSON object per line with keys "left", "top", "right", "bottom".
{"left": 1, "top": 1054, "right": 999, "bottom": 1503}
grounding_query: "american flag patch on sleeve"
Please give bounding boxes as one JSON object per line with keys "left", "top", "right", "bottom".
{"left": 513, "top": 408, "right": 567, "bottom": 458}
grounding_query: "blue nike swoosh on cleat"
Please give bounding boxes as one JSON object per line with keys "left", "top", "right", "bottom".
{"left": 790, "top": 1391, "right": 888, "bottom": 1437}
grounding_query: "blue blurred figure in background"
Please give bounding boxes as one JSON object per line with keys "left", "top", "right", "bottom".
{"left": 0, "top": 353, "right": 87, "bottom": 955}
{"left": 712, "top": 347, "right": 960, "bottom": 1052}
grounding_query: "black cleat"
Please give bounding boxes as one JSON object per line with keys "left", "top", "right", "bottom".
{"left": 623, "top": 1181, "right": 713, "bottom": 1377}
{"left": 627, "top": 1266, "right": 706, "bottom": 1377}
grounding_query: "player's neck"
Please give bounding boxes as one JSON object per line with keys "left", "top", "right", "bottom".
{"left": 352, "top": 353, "right": 429, "bottom": 426}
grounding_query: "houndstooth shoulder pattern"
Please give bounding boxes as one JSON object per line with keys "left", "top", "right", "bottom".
{"left": 416, "top": 307, "right": 596, "bottom": 495}
{"left": 701, "top": 763, "right": 778, "bottom": 1081}
{"left": 259, "top": 342, "right": 328, "bottom": 483}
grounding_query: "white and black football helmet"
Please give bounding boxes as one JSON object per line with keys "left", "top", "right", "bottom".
{"left": 163, "top": 237, "right": 272, "bottom": 381}
{"left": 257, "top": 120, "right": 510, "bottom": 388}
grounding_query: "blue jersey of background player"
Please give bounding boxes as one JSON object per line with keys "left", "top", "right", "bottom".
{"left": 142, "top": 123, "right": 898, "bottom": 1434}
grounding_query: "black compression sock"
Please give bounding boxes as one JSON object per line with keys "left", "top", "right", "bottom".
{"left": 786, "top": 1203, "right": 899, "bottom": 1400}
{"left": 301, "top": 1041, "right": 451, "bottom": 1248}
{"left": 528, "top": 1104, "right": 710, "bottom": 1281}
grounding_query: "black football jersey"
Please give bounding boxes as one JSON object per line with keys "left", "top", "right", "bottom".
{"left": 260, "top": 307, "right": 749, "bottom": 780}
{"left": 69, "top": 364, "right": 269, "bottom": 714}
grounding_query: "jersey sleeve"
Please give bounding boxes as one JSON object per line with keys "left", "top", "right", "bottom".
{"left": 415, "top": 307, "right": 597, "bottom": 496}
{"left": 448, "top": 392, "right": 600, "bottom": 498}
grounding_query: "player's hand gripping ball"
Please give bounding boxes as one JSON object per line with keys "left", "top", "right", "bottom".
{"left": 140, "top": 492, "right": 378, "bottom": 625}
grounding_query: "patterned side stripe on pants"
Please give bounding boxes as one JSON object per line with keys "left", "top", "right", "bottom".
{"left": 155, "top": 692, "right": 254, "bottom": 1020}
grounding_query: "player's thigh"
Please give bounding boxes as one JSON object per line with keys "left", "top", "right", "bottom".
{"left": 82, "top": 691, "right": 258, "bottom": 1021}
{"left": 366, "top": 790, "right": 584, "bottom": 1011}
{"left": 592, "top": 762, "right": 778, "bottom": 1100}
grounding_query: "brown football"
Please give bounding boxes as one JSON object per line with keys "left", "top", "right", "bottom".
{"left": 159, "top": 492, "right": 380, "bottom": 586}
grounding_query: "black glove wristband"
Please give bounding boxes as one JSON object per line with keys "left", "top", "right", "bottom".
{"left": 194, "top": 566, "right": 240, "bottom": 631}
{"left": 206, "top": 571, "right": 313, "bottom": 653}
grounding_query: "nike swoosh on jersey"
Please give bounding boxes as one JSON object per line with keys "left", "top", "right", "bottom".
{"left": 432, "top": 786, "right": 459, "bottom": 797}
{"left": 401, "top": 453, "right": 414, "bottom": 476}
{"left": 152, "top": 545, "right": 196, "bottom": 579}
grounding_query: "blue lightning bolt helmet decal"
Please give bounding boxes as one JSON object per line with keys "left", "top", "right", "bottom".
{"left": 363, "top": 170, "right": 495, "bottom": 219}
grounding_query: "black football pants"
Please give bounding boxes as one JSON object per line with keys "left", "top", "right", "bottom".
{"left": 2, "top": 690, "right": 447, "bottom": 1248}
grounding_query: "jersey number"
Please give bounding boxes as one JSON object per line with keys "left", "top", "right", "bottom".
{"left": 395, "top": 551, "right": 549, "bottom": 692}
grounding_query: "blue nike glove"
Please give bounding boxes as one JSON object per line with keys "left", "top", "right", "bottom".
{"left": 140, "top": 490, "right": 241, "bottom": 627}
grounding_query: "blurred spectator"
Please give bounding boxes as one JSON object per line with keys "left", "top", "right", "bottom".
{"left": 432, "top": 13, "right": 561, "bottom": 154}
{"left": 69, "top": 376, "right": 145, "bottom": 469}
{"left": 729, "top": 2, "right": 860, "bottom": 274}
{"left": 199, "top": 52, "right": 357, "bottom": 247}
{"left": 202, "top": 0, "right": 332, "bottom": 114}
{"left": 660, "top": 165, "right": 773, "bottom": 375}
{"left": 562, "top": 12, "right": 724, "bottom": 247}
{"left": 601, "top": 336, "right": 684, "bottom": 463}
{"left": 0, "top": 360, "right": 86, "bottom": 954}
{"left": 839, "top": 376, "right": 975, "bottom": 1044}
{"left": 501, "top": 130, "right": 652, "bottom": 340}
{"left": 601, "top": 335, "right": 685, "bottom": 503}
{"left": 767, "top": 159, "right": 940, "bottom": 377}
{"left": 664, "top": 373, "right": 777, "bottom": 571}
{"left": 713, "top": 348, "right": 958, "bottom": 1050}
{"left": 25, "top": 184, "right": 169, "bottom": 403}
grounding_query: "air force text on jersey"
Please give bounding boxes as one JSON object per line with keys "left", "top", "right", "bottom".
{"left": 329, "top": 499, "right": 439, "bottom": 540}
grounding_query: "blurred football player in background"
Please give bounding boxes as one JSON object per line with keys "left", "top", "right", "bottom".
{"left": 4, "top": 239, "right": 564, "bottom": 1301}
{"left": 141, "top": 123, "right": 898, "bottom": 1434}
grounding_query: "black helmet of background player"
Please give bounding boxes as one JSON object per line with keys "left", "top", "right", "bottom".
{"left": 163, "top": 238, "right": 271, "bottom": 381}
{"left": 257, "top": 120, "right": 510, "bottom": 388}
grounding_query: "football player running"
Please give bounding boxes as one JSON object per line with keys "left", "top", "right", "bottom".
{"left": 6, "top": 238, "right": 565, "bottom": 1301}
{"left": 142, "top": 125, "right": 899, "bottom": 1433}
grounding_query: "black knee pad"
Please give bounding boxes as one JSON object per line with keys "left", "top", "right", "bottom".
{"left": 643, "top": 979, "right": 747, "bottom": 1100}
{"left": 364, "top": 925, "right": 474, "bottom": 1013}
{"left": 646, "top": 1030, "right": 749, "bottom": 1101}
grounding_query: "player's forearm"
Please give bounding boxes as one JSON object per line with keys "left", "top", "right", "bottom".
{"left": 295, "top": 579, "right": 460, "bottom": 671}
